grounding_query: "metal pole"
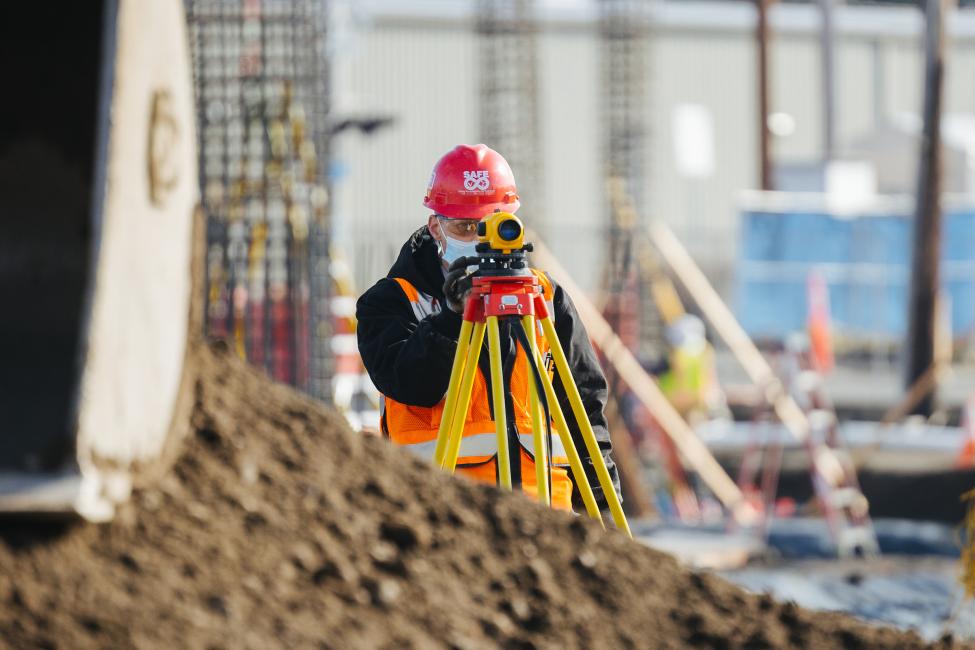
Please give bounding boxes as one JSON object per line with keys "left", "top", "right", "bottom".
{"left": 905, "top": 0, "right": 948, "bottom": 415}
{"left": 819, "top": 0, "right": 836, "bottom": 163}
{"left": 756, "top": 0, "right": 774, "bottom": 190}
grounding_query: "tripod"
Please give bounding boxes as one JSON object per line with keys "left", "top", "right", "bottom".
{"left": 430, "top": 215, "right": 631, "bottom": 537}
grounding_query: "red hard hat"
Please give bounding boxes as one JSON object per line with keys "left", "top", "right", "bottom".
{"left": 423, "top": 144, "right": 520, "bottom": 219}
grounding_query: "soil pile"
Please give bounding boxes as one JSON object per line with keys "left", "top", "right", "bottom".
{"left": 0, "top": 343, "right": 961, "bottom": 649}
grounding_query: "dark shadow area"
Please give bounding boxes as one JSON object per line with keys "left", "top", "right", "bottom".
{"left": 0, "top": 3, "right": 105, "bottom": 470}
{"left": 769, "top": 466, "right": 975, "bottom": 524}
{"left": 0, "top": 516, "right": 79, "bottom": 550}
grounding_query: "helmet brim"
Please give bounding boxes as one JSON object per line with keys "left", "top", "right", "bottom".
{"left": 426, "top": 199, "right": 521, "bottom": 220}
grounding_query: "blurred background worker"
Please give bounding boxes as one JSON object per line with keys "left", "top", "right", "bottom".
{"left": 356, "top": 144, "right": 621, "bottom": 512}
{"left": 656, "top": 315, "right": 727, "bottom": 425}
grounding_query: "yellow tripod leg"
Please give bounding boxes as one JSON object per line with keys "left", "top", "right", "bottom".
{"left": 532, "top": 355, "right": 603, "bottom": 526}
{"left": 522, "top": 315, "right": 550, "bottom": 506}
{"left": 433, "top": 319, "right": 473, "bottom": 467}
{"left": 539, "top": 316, "right": 631, "bottom": 537}
{"left": 486, "top": 316, "right": 512, "bottom": 490}
{"left": 443, "top": 321, "right": 486, "bottom": 471}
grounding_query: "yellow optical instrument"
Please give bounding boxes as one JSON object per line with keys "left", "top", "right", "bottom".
{"left": 477, "top": 211, "right": 524, "bottom": 253}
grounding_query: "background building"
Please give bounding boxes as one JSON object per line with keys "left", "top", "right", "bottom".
{"left": 332, "top": 0, "right": 975, "bottom": 302}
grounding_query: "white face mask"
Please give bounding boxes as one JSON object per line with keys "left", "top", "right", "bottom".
{"left": 438, "top": 231, "right": 479, "bottom": 266}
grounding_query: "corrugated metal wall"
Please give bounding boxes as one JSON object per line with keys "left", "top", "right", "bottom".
{"left": 335, "top": 1, "right": 975, "bottom": 298}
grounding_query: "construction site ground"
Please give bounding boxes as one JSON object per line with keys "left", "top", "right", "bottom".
{"left": 723, "top": 554, "right": 975, "bottom": 642}
{"left": 0, "top": 342, "right": 965, "bottom": 649}
{"left": 634, "top": 517, "right": 972, "bottom": 641}
{"left": 715, "top": 349, "right": 975, "bottom": 420}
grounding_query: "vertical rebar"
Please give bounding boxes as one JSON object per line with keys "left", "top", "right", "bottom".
{"left": 599, "top": 0, "right": 653, "bottom": 352}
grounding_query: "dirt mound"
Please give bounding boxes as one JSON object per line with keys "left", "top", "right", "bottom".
{"left": 0, "top": 343, "right": 961, "bottom": 649}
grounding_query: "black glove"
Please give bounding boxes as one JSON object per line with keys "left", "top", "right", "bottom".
{"left": 443, "top": 256, "right": 476, "bottom": 313}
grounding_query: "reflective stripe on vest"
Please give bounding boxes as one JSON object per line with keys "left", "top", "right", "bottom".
{"left": 382, "top": 271, "right": 564, "bottom": 466}
{"left": 401, "top": 430, "right": 569, "bottom": 463}
{"left": 391, "top": 277, "right": 439, "bottom": 321}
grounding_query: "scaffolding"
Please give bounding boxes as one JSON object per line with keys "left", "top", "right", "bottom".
{"left": 185, "top": 0, "right": 333, "bottom": 402}
{"left": 476, "top": 0, "right": 544, "bottom": 231}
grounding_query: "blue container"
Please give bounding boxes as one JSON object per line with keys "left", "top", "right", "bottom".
{"left": 735, "top": 207, "right": 975, "bottom": 340}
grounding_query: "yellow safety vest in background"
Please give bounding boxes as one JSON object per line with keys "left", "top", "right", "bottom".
{"left": 657, "top": 345, "right": 712, "bottom": 417}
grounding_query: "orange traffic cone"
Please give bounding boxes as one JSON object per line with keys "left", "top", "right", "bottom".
{"left": 807, "top": 270, "right": 834, "bottom": 374}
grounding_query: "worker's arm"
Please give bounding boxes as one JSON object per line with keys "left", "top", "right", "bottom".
{"left": 549, "top": 281, "right": 623, "bottom": 511}
{"left": 356, "top": 279, "right": 462, "bottom": 407}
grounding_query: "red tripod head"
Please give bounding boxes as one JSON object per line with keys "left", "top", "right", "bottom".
{"left": 463, "top": 275, "right": 550, "bottom": 323}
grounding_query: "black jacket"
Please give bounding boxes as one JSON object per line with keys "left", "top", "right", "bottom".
{"left": 356, "top": 226, "right": 621, "bottom": 510}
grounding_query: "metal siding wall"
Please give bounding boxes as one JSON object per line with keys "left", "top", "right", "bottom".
{"left": 537, "top": 30, "right": 604, "bottom": 291}
{"left": 648, "top": 31, "right": 755, "bottom": 287}
{"left": 772, "top": 36, "right": 821, "bottom": 161}
{"left": 947, "top": 44, "right": 975, "bottom": 113}
{"left": 835, "top": 39, "right": 877, "bottom": 144}
{"left": 884, "top": 40, "right": 923, "bottom": 118}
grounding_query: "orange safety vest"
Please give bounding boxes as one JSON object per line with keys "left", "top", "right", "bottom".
{"left": 381, "top": 270, "right": 574, "bottom": 510}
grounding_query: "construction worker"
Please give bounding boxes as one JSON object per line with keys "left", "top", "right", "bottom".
{"left": 356, "top": 144, "right": 621, "bottom": 513}
{"left": 656, "top": 314, "right": 725, "bottom": 425}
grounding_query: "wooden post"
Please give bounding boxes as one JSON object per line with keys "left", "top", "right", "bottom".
{"left": 905, "top": 0, "right": 948, "bottom": 416}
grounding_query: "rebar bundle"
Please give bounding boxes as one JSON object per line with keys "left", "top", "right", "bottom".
{"left": 476, "top": 0, "right": 544, "bottom": 231}
{"left": 185, "top": 0, "right": 332, "bottom": 402}
{"left": 600, "top": 0, "right": 647, "bottom": 216}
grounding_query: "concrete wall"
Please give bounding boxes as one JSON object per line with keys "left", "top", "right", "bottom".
{"left": 333, "top": 0, "right": 975, "bottom": 298}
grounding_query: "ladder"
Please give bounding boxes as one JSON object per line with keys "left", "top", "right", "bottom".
{"left": 788, "top": 356, "right": 880, "bottom": 557}
{"left": 734, "top": 346, "right": 879, "bottom": 557}
{"left": 732, "top": 407, "right": 786, "bottom": 541}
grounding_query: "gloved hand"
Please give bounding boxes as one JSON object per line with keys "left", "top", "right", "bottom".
{"left": 442, "top": 256, "right": 476, "bottom": 313}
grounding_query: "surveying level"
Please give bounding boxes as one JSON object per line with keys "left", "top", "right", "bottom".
{"left": 432, "top": 211, "right": 631, "bottom": 537}
{"left": 477, "top": 210, "right": 524, "bottom": 253}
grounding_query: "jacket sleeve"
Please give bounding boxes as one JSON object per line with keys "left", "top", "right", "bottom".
{"left": 356, "top": 278, "right": 463, "bottom": 408}
{"left": 549, "top": 281, "right": 623, "bottom": 511}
